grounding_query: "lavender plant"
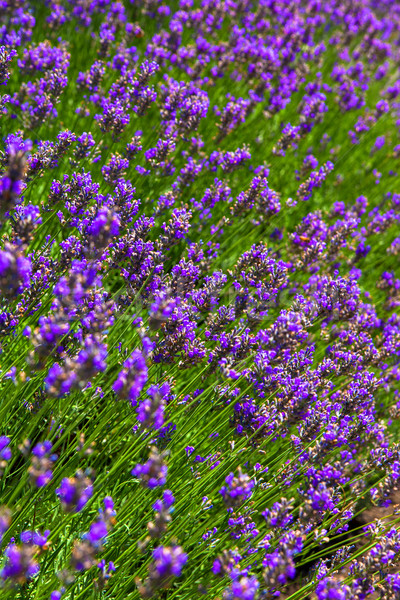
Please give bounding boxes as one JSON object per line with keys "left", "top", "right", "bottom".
{"left": 0, "top": 0, "right": 399, "bottom": 598}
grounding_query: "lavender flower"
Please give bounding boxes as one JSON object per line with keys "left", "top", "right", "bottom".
{"left": 137, "top": 382, "right": 170, "bottom": 430}
{"left": 219, "top": 469, "right": 255, "bottom": 510}
{"left": 71, "top": 497, "right": 116, "bottom": 572}
{"left": 132, "top": 447, "right": 168, "bottom": 489}
{"left": 1, "top": 543, "right": 40, "bottom": 583}
{"left": 223, "top": 576, "right": 259, "bottom": 600}
{"left": 56, "top": 471, "right": 94, "bottom": 513}
{"left": 138, "top": 545, "right": 187, "bottom": 598}
{"left": 0, "top": 244, "right": 31, "bottom": 298}
{"left": 113, "top": 349, "right": 148, "bottom": 406}
{"left": 316, "top": 578, "right": 351, "bottom": 599}
{"left": 28, "top": 441, "right": 56, "bottom": 488}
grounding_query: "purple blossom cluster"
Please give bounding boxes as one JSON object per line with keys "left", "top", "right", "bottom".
{"left": 0, "top": 0, "right": 398, "bottom": 598}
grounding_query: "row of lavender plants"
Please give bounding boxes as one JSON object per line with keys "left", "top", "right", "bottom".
{"left": 0, "top": 0, "right": 400, "bottom": 598}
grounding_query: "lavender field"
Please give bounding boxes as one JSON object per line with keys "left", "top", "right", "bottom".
{"left": 0, "top": 0, "right": 400, "bottom": 598}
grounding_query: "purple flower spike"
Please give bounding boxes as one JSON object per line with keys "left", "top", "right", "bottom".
{"left": 138, "top": 545, "right": 187, "bottom": 596}
{"left": 132, "top": 447, "right": 168, "bottom": 489}
{"left": 56, "top": 471, "right": 94, "bottom": 513}
{"left": 219, "top": 468, "right": 255, "bottom": 510}
{"left": 112, "top": 349, "right": 148, "bottom": 406}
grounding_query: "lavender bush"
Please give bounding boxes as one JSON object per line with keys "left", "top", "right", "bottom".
{"left": 0, "top": 0, "right": 399, "bottom": 598}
